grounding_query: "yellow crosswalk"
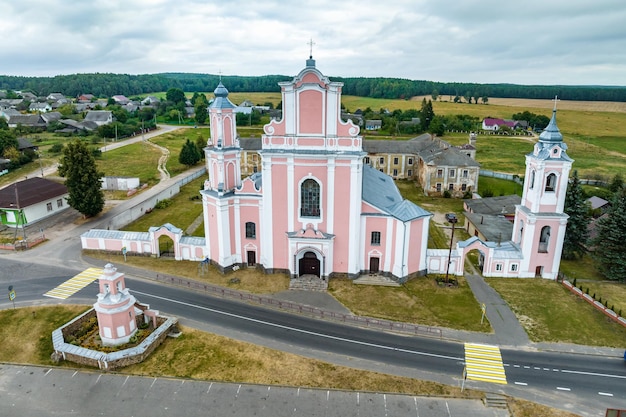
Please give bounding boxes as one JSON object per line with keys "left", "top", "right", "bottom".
{"left": 44, "top": 267, "right": 102, "bottom": 299}
{"left": 464, "top": 342, "right": 507, "bottom": 385}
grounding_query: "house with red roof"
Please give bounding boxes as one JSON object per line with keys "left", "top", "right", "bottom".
{"left": 482, "top": 117, "right": 517, "bottom": 131}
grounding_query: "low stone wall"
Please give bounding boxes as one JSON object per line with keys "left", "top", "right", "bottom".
{"left": 52, "top": 307, "right": 178, "bottom": 371}
{"left": 561, "top": 280, "right": 626, "bottom": 328}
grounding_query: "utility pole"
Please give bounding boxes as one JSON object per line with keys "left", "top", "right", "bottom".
{"left": 445, "top": 213, "right": 458, "bottom": 284}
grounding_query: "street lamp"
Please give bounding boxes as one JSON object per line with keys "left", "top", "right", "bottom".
{"left": 445, "top": 213, "right": 458, "bottom": 284}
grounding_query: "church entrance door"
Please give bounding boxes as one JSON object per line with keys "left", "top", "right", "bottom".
{"left": 369, "top": 257, "right": 380, "bottom": 273}
{"left": 299, "top": 251, "right": 320, "bottom": 277}
{"left": 247, "top": 251, "right": 256, "bottom": 267}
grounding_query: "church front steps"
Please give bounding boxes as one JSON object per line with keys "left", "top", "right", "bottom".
{"left": 289, "top": 274, "right": 328, "bottom": 291}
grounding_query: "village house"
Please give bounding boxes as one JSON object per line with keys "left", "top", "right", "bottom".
{"left": 0, "top": 177, "right": 69, "bottom": 227}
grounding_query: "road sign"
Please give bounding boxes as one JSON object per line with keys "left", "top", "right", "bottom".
{"left": 9, "top": 290, "right": 16, "bottom": 301}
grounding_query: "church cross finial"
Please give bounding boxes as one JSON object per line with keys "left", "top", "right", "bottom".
{"left": 552, "top": 95, "right": 560, "bottom": 111}
{"left": 307, "top": 38, "right": 316, "bottom": 59}
{"left": 218, "top": 69, "right": 222, "bottom": 82}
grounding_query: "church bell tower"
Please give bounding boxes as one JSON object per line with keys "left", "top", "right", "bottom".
{"left": 512, "top": 99, "right": 572, "bottom": 278}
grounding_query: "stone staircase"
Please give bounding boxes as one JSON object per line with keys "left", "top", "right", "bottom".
{"left": 353, "top": 274, "right": 401, "bottom": 287}
{"left": 289, "top": 274, "right": 328, "bottom": 291}
{"left": 484, "top": 393, "right": 508, "bottom": 409}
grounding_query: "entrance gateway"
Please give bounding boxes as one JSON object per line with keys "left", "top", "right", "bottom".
{"left": 299, "top": 251, "right": 320, "bottom": 277}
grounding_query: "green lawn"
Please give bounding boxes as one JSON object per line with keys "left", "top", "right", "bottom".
{"left": 329, "top": 277, "right": 491, "bottom": 332}
{"left": 123, "top": 177, "right": 205, "bottom": 233}
{"left": 485, "top": 278, "right": 626, "bottom": 346}
{"left": 96, "top": 141, "right": 163, "bottom": 185}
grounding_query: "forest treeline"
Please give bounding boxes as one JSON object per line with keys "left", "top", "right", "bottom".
{"left": 1, "top": 72, "right": 625, "bottom": 102}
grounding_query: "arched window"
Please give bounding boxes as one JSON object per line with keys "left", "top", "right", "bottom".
{"left": 245, "top": 222, "right": 256, "bottom": 239}
{"left": 529, "top": 170, "right": 535, "bottom": 189}
{"left": 300, "top": 179, "right": 320, "bottom": 217}
{"left": 545, "top": 173, "right": 556, "bottom": 192}
{"left": 538, "top": 226, "right": 550, "bottom": 253}
{"left": 517, "top": 220, "right": 524, "bottom": 244}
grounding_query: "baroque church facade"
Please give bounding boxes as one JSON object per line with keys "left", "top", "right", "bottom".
{"left": 201, "top": 57, "right": 432, "bottom": 280}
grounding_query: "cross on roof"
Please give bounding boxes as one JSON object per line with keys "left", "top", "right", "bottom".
{"left": 308, "top": 38, "right": 316, "bottom": 59}
{"left": 218, "top": 69, "right": 222, "bottom": 82}
{"left": 552, "top": 95, "right": 560, "bottom": 111}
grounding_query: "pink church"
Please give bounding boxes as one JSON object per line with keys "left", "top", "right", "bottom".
{"left": 201, "top": 57, "right": 432, "bottom": 281}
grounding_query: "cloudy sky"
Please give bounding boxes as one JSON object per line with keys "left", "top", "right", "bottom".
{"left": 2, "top": 0, "right": 625, "bottom": 86}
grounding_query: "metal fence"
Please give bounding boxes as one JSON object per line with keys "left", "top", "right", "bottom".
{"left": 154, "top": 273, "right": 443, "bottom": 339}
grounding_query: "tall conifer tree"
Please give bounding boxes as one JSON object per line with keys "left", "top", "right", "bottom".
{"left": 58, "top": 139, "right": 105, "bottom": 218}
{"left": 562, "top": 170, "right": 590, "bottom": 259}
{"left": 590, "top": 186, "right": 626, "bottom": 281}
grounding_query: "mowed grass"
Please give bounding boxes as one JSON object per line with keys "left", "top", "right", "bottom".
{"left": 149, "top": 127, "right": 210, "bottom": 177}
{"left": 97, "top": 141, "right": 163, "bottom": 185}
{"left": 329, "top": 277, "right": 491, "bottom": 332}
{"left": 0, "top": 305, "right": 91, "bottom": 364}
{"left": 485, "top": 278, "right": 626, "bottom": 346}
{"left": 122, "top": 177, "right": 206, "bottom": 233}
{"left": 478, "top": 176, "right": 523, "bottom": 196}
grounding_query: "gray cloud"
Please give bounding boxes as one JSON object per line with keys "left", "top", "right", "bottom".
{"left": 0, "top": 0, "right": 625, "bottom": 85}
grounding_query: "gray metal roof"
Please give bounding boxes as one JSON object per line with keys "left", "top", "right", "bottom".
{"left": 361, "top": 164, "right": 431, "bottom": 221}
{"left": 180, "top": 236, "right": 205, "bottom": 246}
{"left": 464, "top": 212, "right": 513, "bottom": 242}
{"left": 80, "top": 229, "right": 150, "bottom": 241}
{"left": 209, "top": 82, "right": 236, "bottom": 110}
{"left": 464, "top": 195, "right": 521, "bottom": 216}
{"left": 239, "top": 137, "right": 262, "bottom": 151}
{"left": 84, "top": 110, "right": 112, "bottom": 122}
{"left": 539, "top": 109, "right": 563, "bottom": 144}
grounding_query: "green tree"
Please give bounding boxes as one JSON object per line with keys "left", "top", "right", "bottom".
{"left": 179, "top": 138, "right": 201, "bottom": 167}
{"left": 194, "top": 103, "right": 208, "bottom": 125}
{"left": 590, "top": 186, "right": 626, "bottom": 281}
{"left": 420, "top": 98, "right": 434, "bottom": 130}
{"left": 0, "top": 129, "right": 18, "bottom": 156}
{"left": 166, "top": 88, "right": 186, "bottom": 105}
{"left": 608, "top": 173, "right": 624, "bottom": 193}
{"left": 428, "top": 115, "right": 445, "bottom": 136}
{"left": 195, "top": 135, "right": 206, "bottom": 159}
{"left": 58, "top": 139, "right": 105, "bottom": 218}
{"left": 562, "top": 171, "right": 590, "bottom": 260}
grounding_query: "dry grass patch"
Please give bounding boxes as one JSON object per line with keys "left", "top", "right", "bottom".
{"left": 328, "top": 277, "right": 491, "bottom": 332}
{"left": 0, "top": 305, "right": 90, "bottom": 365}
{"left": 84, "top": 252, "right": 290, "bottom": 295}
{"left": 508, "top": 397, "right": 580, "bottom": 417}
{"left": 485, "top": 278, "right": 626, "bottom": 346}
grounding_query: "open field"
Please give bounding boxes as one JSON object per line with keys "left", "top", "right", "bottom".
{"left": 0, "top": 306, "right": 581, "bottom": 417}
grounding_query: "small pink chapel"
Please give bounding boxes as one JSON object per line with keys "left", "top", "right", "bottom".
{"left": 201, "top": 56, "right": 432, "bottom": 281}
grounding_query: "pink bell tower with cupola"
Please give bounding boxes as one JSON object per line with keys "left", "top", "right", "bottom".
{"left": 94, "top": 263, "right": 138, "bottom": 346}
{"left": 512, "top": 99, "right": 572, "bottom": 278}
{"left": 205, "top": 82, "right": 242, "bottom": 194}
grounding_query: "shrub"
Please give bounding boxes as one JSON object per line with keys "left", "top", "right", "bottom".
{"left": 49, "top": 143, "right": 64, "bottom": 154}
{"left": 154, "top": 199, "right": 172, "bottom": 209}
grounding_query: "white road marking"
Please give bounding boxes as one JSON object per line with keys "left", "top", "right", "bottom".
{"left": 556, "top": 387, "right": 571, "bottom": 391}
{"left": 598, "top": 392, "right": 613, "bottom": 397}
{"left": 514, "top": 382, "right": 528, "bottom": 386}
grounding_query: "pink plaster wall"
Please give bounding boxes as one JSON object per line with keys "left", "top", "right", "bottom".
{"left": 407, "top": 220, "right": 425, "bottom": 272}
{"left": 299, "top": 90, "right": 323, "bottom": 134}
{"left": 270, "top": 160, "right": 290, "bottom": 269}
{"left": 363, "top": 216, "right": 389, "bottom": 269}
